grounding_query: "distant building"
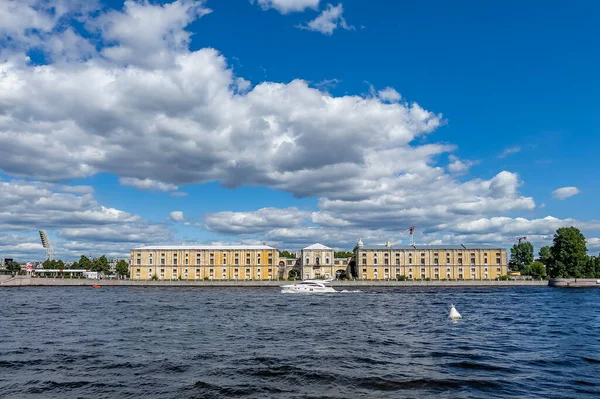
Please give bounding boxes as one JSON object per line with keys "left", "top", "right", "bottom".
{"left": 354, "top": 241, "right": 508, "bottom": 280}
{"left": 130, "top": 245, "right": 279, "bottom": 280}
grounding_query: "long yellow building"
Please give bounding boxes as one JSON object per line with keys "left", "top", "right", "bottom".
{"left": 354, "top": 242, "right": 508, "bottom": 280}
{"left": 129, "top": 245, "right": 279, "bottom": 280}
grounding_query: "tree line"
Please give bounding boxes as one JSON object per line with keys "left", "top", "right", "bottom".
{"left": 510, "top": 226, "right": 600, "bottom": 279}
{"left": 42, "top": 255, "right": 130, "bottom": 277}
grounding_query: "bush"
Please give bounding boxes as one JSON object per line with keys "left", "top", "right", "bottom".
{"left": 396, "top": 275, "right": 407, "bottom": 281}
{"left": 203, "top": 277, "right": 209, "bottom": 281}
{"left": 151, "top": 274, "right": 158, "bottom": 281}
{"left": 500, "top": 275, "right": 509, "bottom": 281}
{"left": 425, "top": 277, "right": 431, "bottom": 281}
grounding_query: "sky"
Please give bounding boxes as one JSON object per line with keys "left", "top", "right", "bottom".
{"left": 1, "top": 0, "right": 599, "bottom": 261}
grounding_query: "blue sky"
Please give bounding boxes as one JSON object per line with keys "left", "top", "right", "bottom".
{"left": 0, "top": 0, "right": 598, "bottom": 260}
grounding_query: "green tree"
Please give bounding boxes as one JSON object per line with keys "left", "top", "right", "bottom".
{"left": 78, "top": 255, "right": 92, "bottom": 270}
{"left": 115, "top": 260, "right": 129, "bottom": 278}
{"left": 91, "top": 255, "right": 111, "bottom": 275}
{"left": 538, "top": 246, "right": 552, "bottom": 265}
{"left": 5, "top": 261, "right": 21, "bottom": 275}
{"left": 584, "top": 255, "right": 600, "bottom": 279}
{"left": 509, "top": 241, "right": 534, "bottom": 271}
{"left": 70, "top": 261, "right": 79, "bottom": 269}
{"left": 43, "top": 259, "right": 57, "bottom": 269}
{"left": 334, "top": 251, "right": 354, "bottom": 258}
{"left": 279, "top": 250, "right": 297, "bottom": 259}
{"left": 529, "top": 261, "right": 546, "bottom": 278}
{"left": 547, "top": 227, "right": 589, "bottom": 278}
{"left": 56, "top": 259, "right": 65, "bottom": 270}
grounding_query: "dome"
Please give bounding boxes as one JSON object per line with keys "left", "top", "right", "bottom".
{"left": 357, "top": 238, "right": 364, "bottom": 248}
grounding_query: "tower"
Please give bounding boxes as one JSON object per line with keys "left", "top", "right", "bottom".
{"left": 39, "top": 230, "right": 53, "bottom": 261}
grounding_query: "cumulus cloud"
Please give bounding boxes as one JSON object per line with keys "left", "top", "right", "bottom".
{"left": 253, "top": 0, "right": 320, "bottom": 14}
{"left": 377, "top": 87, "right": 401, "bottom": 103}
{"left": 298, "top": 3, "right": 353, "bottom": 35}
{"left": 447, "top": 154, "right": 477, "bottom": 174}
{"left": 1, "top": 0, "right": 595, "bottom": 253}
{"left": 119, "top": 177, "right": 178, "bottom": 192}
{"left": 0, "top": 179, "right": 170, "bottom": 259}
{"left": 552, "top": 186, "right": 580, "bottom": 200}
{"left": 205, "top": 207, "right": 309, "bottom": 234}
{"left": 169, "top": 211, "right": 185, "bottom": 222}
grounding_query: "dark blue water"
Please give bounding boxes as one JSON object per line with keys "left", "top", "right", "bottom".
{"left": 0, "top": 287, "right": 599, "bottom": 398}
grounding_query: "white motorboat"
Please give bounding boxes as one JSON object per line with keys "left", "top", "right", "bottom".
{"left": 281, "top": 278, "right": 336, "bottom": 294}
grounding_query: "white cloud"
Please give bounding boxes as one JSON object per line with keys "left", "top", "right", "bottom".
{"left": 0, "top": 179, "right": 170, "bottom": 260}
{"left": 377, "top": 87, "right": 401, "bottom": 103}
{"left": 205, "top": 207, "right": 309, "bottom": 234}
{"left": 298, "top": 3, "right": 354, "bottom": 35}
{"left": 552, "top": 186, "right": 580, "bottom": 200}
{"left": 447, "top": 154, "right": 477, "bottom": 174}
{"left": 588, "top": 238, "right": 600, "bottom": 252}
{"left": 170, "top": 211, "right": 185, "bottom": 222}
{"left": 1, "top": 0, "right": 596, "bottom": 253}
{"left": 498, "top": 146, "right": 521, "bottom": 158}
{"left": 90, "top": 0, "right": 211, "bottom": 68}
{"left": 253, "top": 0, "right": 320, "bottom": 14}
{"left": 119, "top": 177, "right": 178, "bottom": 192}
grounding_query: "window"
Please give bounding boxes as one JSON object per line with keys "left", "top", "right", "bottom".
{"left": 223, "top": 254, "right": 227, "bottom": 264}
{"left": 173, "top": 268, "right": 177, "bottom": 274}
{"left": 497, "top": 268, "right": 501, "bottom": 272}
{"left": 362, "top": 259, "right": 366, "bottom": 265}
{"left": 268, "top": 257, "right": 272, "bottom": 265}
{"left": 161, "top": 268, "right": 165, "bottom": 273}
{"left": 316, "top": 257, "right": 320, "bottom": 265}
{"left": 257, "top": 255, "right": 261, "bottom": 265}
{"left": 434, "top": 258, "right": 439, "bottom": 265}
{"left": 458, "top": 274, "right": 463, "bottom": 279}
{"left": 160, "top": 254, "right": 165, "bottom": 265}
{"left": 408, "top": 256, "right": 412, "bottom": 265}
{"left": 484, "top": 257, "right": 488, "bottom": 264}
{"left": 306, "top": 258, "right": 310, "bottom": 264}
{"left": 434, "top": 274, "right": 439, "bottom": 279}
{"left": 136, "top": 258, "right": 141, "bottom": 265}
{"left": 196, "top": 254, "right": 201, "bottom": 265}
{"left": 246, "top": 256, "right": 251, "bottom": 265}
{"left": 373, "top": 257, "right": 377, "bottom": 265}
{"left": 235, "top": 254, "right": 239, "bottom": 265}
{"left": 268, "top": 269, "right": 272, "bottom": 272}
{"left": 471, "top": 257, "right": 476, "bottom": 264}
{"left": 496, "top": 258, "right": 501, "bottom": 264}
{"left": 421, "top": 258, "right": 425, "bottom": 265}
{"left": 434, "top": 268, "right": 439, "bottom": 272}
{"left": 384, "top": 268, "right": 389, "bottom": 273}
{"left": 384, "top": 258, "right": 389, "bottom": 265}
{"left": 396, "top": 268, "right": 400, "bottom": 273}
{"left": 362, "top": 268, "right": 367, "bottom": 273}
{"left": 446, "top": 257, "right": 450, "bottom": 264}
{"left": 173, "top": 254, "right": 178, "bottom": 265}
{"left": 185, "top": 257, "right": 188, "bottom": 265}
{"left": 421, "top": 268, "right": 426, "bottom": 273}
{"left": 246, "top": 268, "right": 250, "bottom": 273}
{"left": 471, "top": 267, "right": 476, "bottom": 272}
{"left": 209, "top": 269, "right": 214, "bottom": 273}
{"left": 195, "top": 268, "right": 200, "bottom": 275}
{"left": 325, "top": 258, "right": 330, "bottom": 264}
{"left": 136, "top": 268, "right": 140, "bottom": 272}
{"left": 149, "top": 255, "right": 153, "bottom": 265}
{"left": 209, "top": 254, "right": 214, "bottom": 265}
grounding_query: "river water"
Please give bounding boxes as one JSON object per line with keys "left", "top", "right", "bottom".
{"left": 0, "top": 286, "right": 598, "bottom": 398}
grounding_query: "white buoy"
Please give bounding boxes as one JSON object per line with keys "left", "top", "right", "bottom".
{"left": 449, "top": 304, "right": 462, "bottom": 320}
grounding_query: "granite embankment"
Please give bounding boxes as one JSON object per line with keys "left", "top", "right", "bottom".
{"left": 548, "top": 278, "right": 600, "bottom": 288}
{"left": 1, "top": 276, "right": 548, "bottom": 287}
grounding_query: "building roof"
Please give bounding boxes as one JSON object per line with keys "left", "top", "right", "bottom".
{"left": 302, "top": 243, "right": 332, "bottom": 250}
{"left": 359, "top": 244, "right": 504, "bottom": 251}
{"left": 132, "top": 245, "right": 276, "bottom": 250}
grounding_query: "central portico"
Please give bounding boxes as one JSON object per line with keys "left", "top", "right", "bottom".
{"left": 301, "top": 243, "right": 335, "bottom": 279}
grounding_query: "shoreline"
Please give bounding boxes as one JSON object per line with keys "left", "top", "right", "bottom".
{"left": 1, "top": 276, "right": 548, "bottom": 287}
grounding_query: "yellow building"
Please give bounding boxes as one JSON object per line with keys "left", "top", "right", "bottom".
{"left": 354, "top": 242, "right": 508, "bottom": 280}
{"left": 129, "top": 245, "right": 279, "bottom": 280}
